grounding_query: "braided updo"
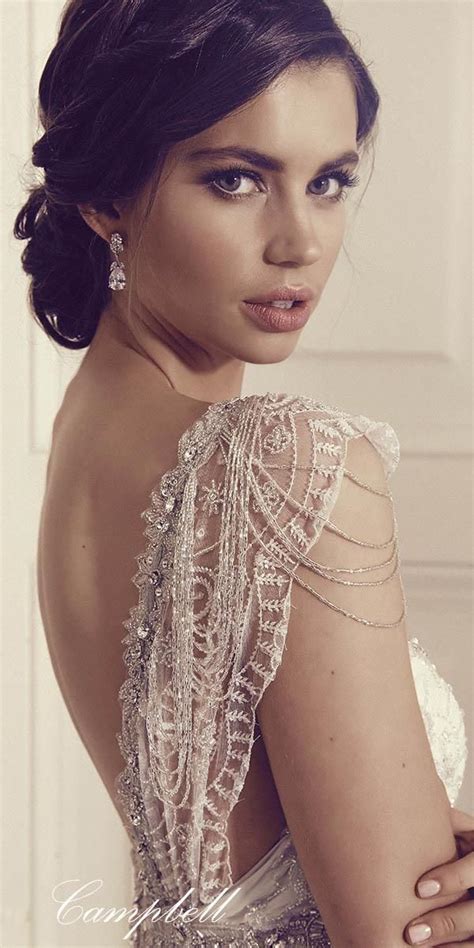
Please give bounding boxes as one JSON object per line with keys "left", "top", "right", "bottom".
{"left": 13, "top": 0, "right": 380, "bottom": 350}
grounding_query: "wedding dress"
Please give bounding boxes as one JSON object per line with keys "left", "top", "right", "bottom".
{"left": 114, "top": 391, "right": 468, "bottom": 947}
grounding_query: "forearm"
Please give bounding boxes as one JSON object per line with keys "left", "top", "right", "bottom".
{"left": 319, "top": 832, "right": 460, "bottom": 948}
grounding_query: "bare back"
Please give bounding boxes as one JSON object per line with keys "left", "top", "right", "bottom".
{"left": 37, "top": 353, "right": 286, "bottom": 883}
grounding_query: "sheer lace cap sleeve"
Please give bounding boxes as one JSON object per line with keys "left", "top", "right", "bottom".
{"left": 117, "top": 391, "right": 403, "bottom": 909}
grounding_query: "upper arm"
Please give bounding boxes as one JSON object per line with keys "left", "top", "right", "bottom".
{"left": 256, "top": 433, "right": 458, "bottom": 948}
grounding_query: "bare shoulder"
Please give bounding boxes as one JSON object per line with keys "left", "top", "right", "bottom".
{"left": 41, "top": 365, "right": 213, "bottom": 652}
{"left": 53, "top": 364, "right": 213, "bottom": 502}
{"left": 256, "top": 429, "right": 457, "bottom": 948}
{"left": 42, "top": 370, "right": 218, "bottom": 621}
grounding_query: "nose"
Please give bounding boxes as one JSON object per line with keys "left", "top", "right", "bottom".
{"left": 263, "top": 202, "right": 324, "bottom": 268}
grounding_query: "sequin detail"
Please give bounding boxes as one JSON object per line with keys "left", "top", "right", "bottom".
{"left": 114, "top": 391, "right": 467, "bottom": 947}
{"left": 132, "top": 909, "right": 333, "bottom": 946}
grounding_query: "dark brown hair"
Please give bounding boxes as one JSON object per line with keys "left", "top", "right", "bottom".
{"left": 13, "top": 0, "right": 380, "bottom": 349}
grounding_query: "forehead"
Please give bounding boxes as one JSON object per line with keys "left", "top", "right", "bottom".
{"left": 177, "top": 63, "right": 358, "bottom": 159}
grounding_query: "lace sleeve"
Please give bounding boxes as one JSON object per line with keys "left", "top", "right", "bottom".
{"left": 246, "top": 394, "right": 404, "bottom": 630}
{"left": 142, "top": 391, "right": 404, "bottom": 907}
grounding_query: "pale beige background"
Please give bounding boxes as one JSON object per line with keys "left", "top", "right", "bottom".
{"left": 1, "top": 1, "right": 472, "bottom": 945}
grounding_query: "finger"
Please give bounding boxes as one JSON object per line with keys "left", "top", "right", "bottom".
{"left": 405, "top": 899, "right": 474, "bottom": 945}
{"left": 417, "top": 853, "right": 474, "bottom": 898}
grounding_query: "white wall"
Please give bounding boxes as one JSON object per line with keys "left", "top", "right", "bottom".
{"left": 1, "top": 1, "right": 472, "bottom": 945}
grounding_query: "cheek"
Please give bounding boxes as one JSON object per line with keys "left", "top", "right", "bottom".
{"left": 148, "top": 191, "right": 248, "bottom": 281}
{"left": 319, "top": 207, "right": 346, "bottom": 268}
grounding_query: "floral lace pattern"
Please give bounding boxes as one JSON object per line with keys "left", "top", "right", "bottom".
{"left": 114, "top": 391, "right": 467, "bottom": 947}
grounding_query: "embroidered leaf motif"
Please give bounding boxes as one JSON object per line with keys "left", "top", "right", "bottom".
{"left": 314, "top": 440, "right": 343, "bottom": 458}
{"left": 288, "top": 521, "right": 310, "bottom": 548}
{"left": 227, "top": 709, "right": 252, "bottom": 724}
{"left": 310, "top": 419, "right": 345, "bottom": 440}
{"left": 260, "top": 597, "right": 287, "bottom": 613}
{"left": 258, "top": 569, "right": 287, "bottom": 587}
{"left": 259, "top": 619, "right": 280, "bottom": 635}
{"left": 312, "top": 464, "right": 340, "bottom": 478}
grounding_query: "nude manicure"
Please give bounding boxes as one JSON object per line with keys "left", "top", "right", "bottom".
{"left": 417, "top": 878, "right": 441, "bottom": 897}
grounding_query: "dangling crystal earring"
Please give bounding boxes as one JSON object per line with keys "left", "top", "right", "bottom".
{"left": 108, "top": 232, "right": 126, "bottom": 291}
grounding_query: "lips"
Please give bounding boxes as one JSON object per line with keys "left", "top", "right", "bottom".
{"left": 241, "top": 298, "right": 313, "bottom": 333}
{"left": 244, "top": 285, "right": 315, "bottom": 305}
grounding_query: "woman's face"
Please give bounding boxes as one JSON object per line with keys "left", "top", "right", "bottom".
{"left": 103, "top": 62, "right": 359, "bottom": 393}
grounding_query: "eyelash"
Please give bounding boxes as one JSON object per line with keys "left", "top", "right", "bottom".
{"left": 200, "top": 163, "right": 360, "bottom": 204}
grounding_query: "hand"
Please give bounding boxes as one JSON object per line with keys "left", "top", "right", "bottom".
{"left": 404, "top": 806, "right": 474, "bottom": 947}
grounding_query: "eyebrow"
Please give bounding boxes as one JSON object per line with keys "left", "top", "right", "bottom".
{"left": 185, "top": 145, "right": 360, "bottom": 175}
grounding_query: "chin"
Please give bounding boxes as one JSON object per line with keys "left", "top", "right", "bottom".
{"left": 240, "top": 339, "right": 301, "bottom": 366}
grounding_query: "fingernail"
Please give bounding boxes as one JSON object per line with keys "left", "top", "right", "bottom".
{"left": 407, "top": 922, "right": 432, "bottom": 944}
{"left": 417, "top": 878, "right": 441, "bottom": 897}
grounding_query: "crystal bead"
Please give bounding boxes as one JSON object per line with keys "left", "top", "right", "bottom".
{"left": 184, "top": 445, "right": 198, "bottom": 461}
{"left": 110, "top": 232, "right": 124, "bottom": 253}
{"left": 128, "top": 641, "right": 142, "bottom": 659}
{"left": 137, "top": 622, "right": 151, "bottom": 639}
{"left": 161, "top": 475, "right": 179, "bottom": 496}
{"left": 108, "top": 261, "right": 126, "bottom": 291}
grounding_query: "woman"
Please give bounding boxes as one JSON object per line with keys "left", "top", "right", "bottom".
{"left": 14, "top": 1, "right": 472, "bottom": 946}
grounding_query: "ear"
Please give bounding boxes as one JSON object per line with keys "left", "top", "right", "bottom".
{"left": 77, "top": 201, "right": 124, "bottom": 241}
{"left": 77, "top": 205, "right": 109, "bottom": 241}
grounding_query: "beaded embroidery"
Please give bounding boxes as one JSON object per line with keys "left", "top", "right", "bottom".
{"left": 114, "top": 391, "right": 467, "bottom": 947}
{"left": 409, "top": 637, "right": 467, "bottom": 805}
